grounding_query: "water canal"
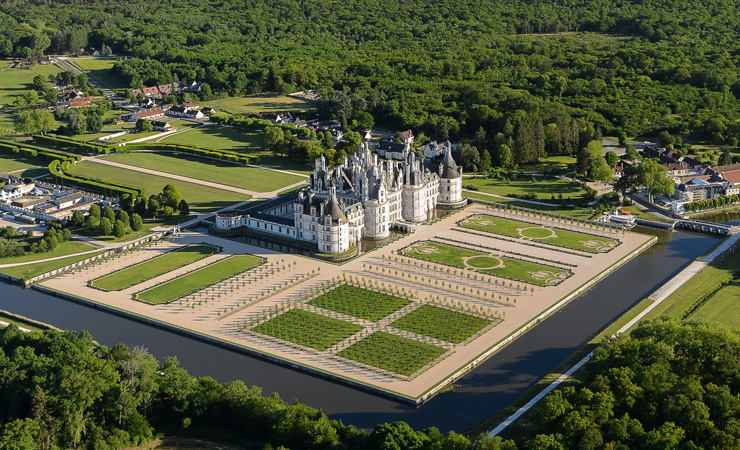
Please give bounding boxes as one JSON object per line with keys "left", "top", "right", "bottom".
{"left": 0, "top": 228, "right": 717, "bottom": 433}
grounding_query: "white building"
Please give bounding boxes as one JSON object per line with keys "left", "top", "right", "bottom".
{"left": 215, "top": 142, "right": 465, "bottom": 254}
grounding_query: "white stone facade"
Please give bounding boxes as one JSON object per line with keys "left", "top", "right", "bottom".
{"left": 215, "top": 143, "right": 464, "bottom": 254}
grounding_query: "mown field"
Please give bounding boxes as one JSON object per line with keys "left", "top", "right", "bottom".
{"left": 70, "top": 57, "right": 128, "bottom": 89}
{"left": 688, "top": 281, "right": 740, "bottom": 328}
{"left": 91, "top": 244, "right": 217, "bottom": 291}
{"left": 0, "top": 63, "right": 63, "bottom": 104}
{"left": 202, "top": 94, "right": 312, "bottom": 114}
{"left": 101, "top": 152, "right": 306, "bottom": 193}
{"left": 136, "top": 254, "right": 263, "bottom": 304}
{"left": 0, "top": 250, "right": 107, "bottom": 280}
{"left": 463, "top": 177, "right": 589, "bottom": 202}
{"left": 68, "top": 161, "right": 249, "bottom": 212}
{"left": 0, "top": 153, "right": 44, "bottom": 173}
{"left": 158, "top": 125, "right": 261, "bottom": 151}
{"left": 0, "top": 241, "right": 98, "bottom": 266}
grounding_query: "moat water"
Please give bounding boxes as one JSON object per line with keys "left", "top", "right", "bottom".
{"left": 0, "top": 227, "right": 716, "bottom": 432}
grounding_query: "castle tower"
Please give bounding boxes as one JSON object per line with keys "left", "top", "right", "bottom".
{"left": 438, "top": 147, "right": 464, "bottom": 207}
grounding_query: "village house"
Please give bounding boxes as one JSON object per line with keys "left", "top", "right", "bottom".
{"left": 151, "top": 121, "right": 175, "bottom": 132}
{"left": 123, "top": 107, "right": 165, "bottom": 122}
{"left": 166, "top": 105, "right": 203, "bottom": 119}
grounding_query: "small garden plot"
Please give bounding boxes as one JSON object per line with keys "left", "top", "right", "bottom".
{"left": 402, "top": 241, "right": 570, "bottom": 286}
{"left": 91, "top": 244, "right": 217, "bottom": 291}
{"left": 460, "top": 214, "right": 618, "bottom": 253}
{"left": 391, "top": 305, "right": 493, "bottom": 344}
{"left": 252, "top": 309, "right": 363, "bottom": 351}
{"left": 136, "top": 254, "right": 263, "bottom": 304}
{"left": 308, "top": 284, "right": 411, "bottom": 321}
{"left": 337, "top": 331, "right": 447, "bottom": 377}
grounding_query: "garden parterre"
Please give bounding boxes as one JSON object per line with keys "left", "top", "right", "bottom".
{"left": 460, "top": 214, "right": 619, "bottom": 253}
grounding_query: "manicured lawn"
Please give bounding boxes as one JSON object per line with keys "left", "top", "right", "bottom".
{"left": 91, "top": 244, "right": 218, "bottom": 291}
{"left": 252, "top": 309, "right": 363, "bottom": 351}
{"left": 391, "top": 305, "right": 493, "bottom": 344}
{"left": 337, "top": 331, "right": 447, "bottom": 377}
{"left": 463, "top": 177, "right": 589, "bottom": 202}
{"left": 402, "top": 241, "right": 571, "bottom": 286}
{"left": 69, "top": 161, "right": 250, "bottom": 212}
{"left": 308, "top": 284, "right": 411, "bottom": 321}
{"left": 0, "top": 250, "right": 106, "bottom": 280}
{"left": 102, "top": 152, "right": 306, "bottom": 192}
{"left": 136, "top": 254, "right": 263, "bottom": 304}
{"left": 687, "top": 281, "right": 740, "bottom": 328}
{"left": 203, "top": 94, "right": 312, "bottom": 114}
{"left": 460, "top": 214, "right": 619, "bottom": 253}
{"left": 0, "top": 64, "right": 63, "bottom": 104}
{"left": 463, "top": 192, "right": 594, "bottom": 219}
{"left": 159, "top": 125, "right": 261, "bottom": 152}
{"left": 70, "top": 58, "right": 128, "bottom": 89}
{"left": 0, "top": 240, "right": 98, "bottom": 266}
{"left": 0, "top": 153, "right": 44, "bottom": 173}
{"left": 518, "top": 155, "right": 577, "bottom": 174}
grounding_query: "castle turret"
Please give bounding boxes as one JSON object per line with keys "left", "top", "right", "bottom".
{"left": 438, "top": 147, "right": 464, "bottom": 207}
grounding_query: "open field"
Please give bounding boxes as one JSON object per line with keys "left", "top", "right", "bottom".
{"left": 0, "top": 64, "right": 63, "bottom": 105}
{"left": 463, "top": 192, "right": 595, "bottom": 219}
{"left": 203, "top": 94, "right": 313, "bottom": 114}
{"left": 688, "top": 281, "right": 740, "bottom": 328}
{"left": 253, "top": 308, "right": 363, "bottom": 351}
{"left": 402, "top": 241, "right": 571, "bottom": 286}
{"left": 0, "top": 153, "right": 44, "bottom": 173}
{"left": 463, "top": 177, "right": 589, "bottom": 202}
{"left": 70, "top": 58, "right": 128, "bottom": 89}
{"left": 391, "top": 305, "right": 493, "bottom": 344}
{"left": 68, "top": 161, "right": 249, "bottom": 212}
{"left": 308, "top": 284, "right": 411, "bottom": 321}
{"left": 1, "top": 250, "right": 106, "bottom": 280}
{"left": 461, "top": 214, "right": 618, "bottom": 253}
{"left": 338, "top": 331, "right": 447, "bottom": 377}
{"left": 136, "top": 254, "right": 263, "bottom": 304}
{"left": 91, "top": 244, "right": 218, "bottom": 291}
{"left": 518, "top": 155, "right": 577, "bottom": 174}
{"left": 102, "top": 152, "right": 305, "bottom": 192}
{"left": 159, "top": 125, "right": 261, "bottom": 151}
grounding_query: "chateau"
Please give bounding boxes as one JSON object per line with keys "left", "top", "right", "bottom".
{"left": 215, "top": 143, "right": 465, "bottom": 254}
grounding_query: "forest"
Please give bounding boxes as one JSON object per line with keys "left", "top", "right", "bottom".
{"left": 2, "top": 318, "right": 739, "bottom": 449}
{"left": 1, "top": 0, "right": 740, "bottom": 149}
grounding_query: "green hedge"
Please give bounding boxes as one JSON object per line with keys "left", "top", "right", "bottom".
{"left": 33, "top": 134, "right": 110, "bottom": 155}
{"left": 0, "top": 140, "right": 78, "bottom": 163}
{"left": 46, "top": 160, "right": 144, "bottom": 198}
{"left": 119, "top": 143, "right": 259, "bottom": 164}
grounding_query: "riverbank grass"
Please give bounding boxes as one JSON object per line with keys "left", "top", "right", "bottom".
{"left": 460, "top": 214, "right": 618, "bottom": 253}
{"left": 391, "top": 305, "right": 493, "bottom": 344}
{"left": 0, "top": 250, "right": 107, "bottom": 280}
{"left": 337, "top": 331, "right": 447, "bottom": 377}
{"left": 308, "top": 284, "right": 411, "bottom": 321}
{"left": 91, "top": 244, "right": 218, "bottom": 291}
{"left": 686, "top": 281, "right": 740, "bottom": 327}
{"left": 401, "top": 241, "right": 570, "bottom": 286}
{"left": 136, "top": 254, "right": 263, "bottom": 304}
{"left": 252, "top": 309, "right": 362, "bottom": 351}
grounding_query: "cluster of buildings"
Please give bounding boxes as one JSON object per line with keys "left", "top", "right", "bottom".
{"left": 216, "top": 141, "right": 465, "bottom": 254}
{"left": 0, "top": 174, "right": 96, "bottom": 223}
{"left": 129, "top": 81, "right": 203, "bottom": 99}
{"left": 16, "top": 56, "right": 52, "bottom": 68}
{"left": 121, "top": 103, "right": 205, "bottom": 123}
{"left": 56, "top": 89, "right": 90, "bottom": 109}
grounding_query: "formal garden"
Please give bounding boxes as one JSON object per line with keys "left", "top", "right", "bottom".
{"left": 459, "top": 214, "right": 619, "bottom": 253}
{"left": 390, "top": 305, "right": 494, "bottom": 344}
{"left": 252, "top": 308, "right": 363, "bottom": 351}
{"left": 90, "top": 244, "right": 218, "bottom": 291}
{"left": 135, "top": 254, "right": 264, "bottom": 304}
{"left": 308, "top": 284, "right": 412, "bottom": 321}
{"left": 401, "top": 241, "right": 571, "bottom": 286}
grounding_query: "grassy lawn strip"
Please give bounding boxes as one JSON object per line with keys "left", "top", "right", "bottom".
{"left": 252, "top": 309, "right": 362, "bottom": 351}
{"left": 337, "top": 331, "right": 447, "bottom": 377}
{"left": 402, "top": 241, "right": 570, "bottom": 286}
{"left": 686, "top": 281, "right": 740, "bottom": 328}
{"left": 70, "top": 58, "right": 128, "bottom": 89}
{"left": 461, "top": 214, "right": 618, "bottom": 253}
{"left": 0, "top": 241, "right": 98, "bottom": 265}
{"left": 308, "top": 284, "right": 411, "bottom": 321}
{"left": 68, "top": 161, "right": 249, "bottom": 212}
{"left": 0, "top": 153, "right": 44, "bottom": 173}
{"left": 91, "top": 244, "right": 218, "bottom": 291}
{"left": 136, "top": 254, "right": 263, "bottom": 304}
{"left": 463, "top": 193, "right": 594, "bottom": 219}
{"left": 203, "top": 94, "right": 312, "bottom": 114}
{"left": 0, "top": 311, "right": 49, "bottom": 332}
{"left": 1, "top": 250, "right": 107, "bottom": 280}
{"left": 463, "top": 177, "right": 588, "bottom": 201}
{"left": 158, "top": 126, "right": 261, "bottom": 151}
{"left": 102, "top": 152, "right": 305, "bottom": 192}
{"left": 0, "top": 64, "right": 63, "bottom": 104}
{"left": 391, "top": 305, "right": 493, "bottom": 344}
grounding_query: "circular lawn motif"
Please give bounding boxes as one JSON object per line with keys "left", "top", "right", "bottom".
{"left": 463, "top": 255, "right": 504, "bottom": 270}
{"left": 517, "top": 226, "right": 557, "bottom": 240}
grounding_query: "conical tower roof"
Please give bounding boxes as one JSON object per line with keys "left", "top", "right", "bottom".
{"left": 326, "top": 189, "right": 348, "bottom": 224}
{"left": 440, "top": 148, "right": 461, "bottom": 179}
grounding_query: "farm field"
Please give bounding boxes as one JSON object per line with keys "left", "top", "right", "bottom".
{"left": 203, "top": 94, "right": 312, "bottom": 114}
{"left": 337, "top": 331, "right": 447, "bottom": 377}
{"left": 0, "top": 250, "right": 106, "bottom": 280}
{"left": 308, "top": 284, "right": 411, "bottom": 321}
{"left": 0, "top": 153, "right": 44, "bottom": 173}
{"left": 252, "top": 309, "right": 363, "bottom": 351}
{"left": 463, "top": 177, "right": 589, "bottom": 202}
{"left": 91, "top": 244, "right": 218, "bottom": 291}
{"left": 460, "top": 214, "right": 619, "bottom": 253}
{"left": 70, "top": 58, "right": 127, "bottom": 89}
{"left": 688, "top": 282, "right": 740, "bottom": 328}
{"left": 68, "top": 161, "right": 249, "bottom": 212}
{"left": 402, "top": 240, "right": 571, "bottom": 286}
{"left": 0, "top": 64, "right": 63, "bottom": 105}
{"left": 136, "top": 254, "right": 263, "bottom": 304}
{"left": 391, "top": 305, "right": 493, "bottom": 344}
{"left": 101, "top": 152, "right": 305, "bottom": 192}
